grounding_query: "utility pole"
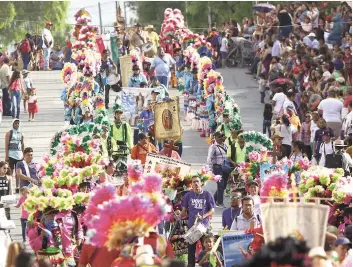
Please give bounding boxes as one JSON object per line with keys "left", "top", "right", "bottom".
{"left": 98, "top": 2, "right": 103, "bottom": 34}
{"left": 185, "top": 1, "right": 188, "bottom": 26}
{"left": 116, "top": 1, "right": 119, "bottom": 23}
{"left": 123, "top": 1, "right": 128, "bottom": 27}
{"left": 207, "top": 2, "right": 212, "bottom": 28}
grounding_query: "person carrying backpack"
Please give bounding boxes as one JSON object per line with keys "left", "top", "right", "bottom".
{"left": 329, "top": 140, "right": 352, "bottom": 176}
{"left": 318, "top": 130, "right": 334, "bottom": 167}
{"left": 20, "top": 33, "right": 34, "bottom": 70}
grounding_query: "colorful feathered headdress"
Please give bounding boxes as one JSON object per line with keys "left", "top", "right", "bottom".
{"left": 86, "top": 173, "right": 171, "bottom": 250}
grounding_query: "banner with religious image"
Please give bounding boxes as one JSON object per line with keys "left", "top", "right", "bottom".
{"left": 153, "top": 99, "right": 181, "bottom": 140}
{"left": 144, "top": 153, "right": 191, "bottom": 199}
{"left": 144, "top": 153, "right": 191, "bottom": 176}
{"left": 260, "top": 202, "right": 329, "bottom": 248}
{"left": 222, "top": 233, "right": 255, "bottom": 267}
{"left": 260, "top": 163, "right": 289, "bottom": 180}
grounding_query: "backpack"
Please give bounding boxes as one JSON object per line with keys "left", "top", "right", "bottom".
{"left": 8, "top": 130, "right": 23, "bottom": 149}
{"left": 20, "top": 39, "right": 31, "bottom": 53}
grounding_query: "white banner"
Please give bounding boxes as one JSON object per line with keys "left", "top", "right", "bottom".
{"left": 260, "top": 202, "right": 329, "bottom": 248}
{"left": 144, "top": 153, "right": 191, "bottom": 176}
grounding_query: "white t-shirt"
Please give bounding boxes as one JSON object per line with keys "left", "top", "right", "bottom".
{"left": 275, "top": 124, "right": 297, "bottom": 146}
{"left": 319, "top": 142, "right": 334, "bottom": 167}
{"left": 220, "top": 37, "right": 228, "bottom": 52}
{"left": 310, "top": 121, "right": 319, "bottom": 143}
{"left": 42, "top": 28, "right": 54, "bottom": 49}
{"left": 272, "top": 92, "right": 287, "bottom": 113}
{"left": 318, "top": 98, "right": 343, "bottom": 123}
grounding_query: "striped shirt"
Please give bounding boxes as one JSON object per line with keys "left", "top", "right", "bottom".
{"left": 207, "top": 142, "right": 227, "bottom": 167}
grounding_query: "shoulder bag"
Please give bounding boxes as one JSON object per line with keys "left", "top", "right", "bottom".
{"left": 216, "top": 144, "right": 232, "bottom": 174}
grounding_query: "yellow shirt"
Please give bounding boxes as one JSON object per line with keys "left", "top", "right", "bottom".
{"left": 227, "top": 143, "right": 247, "bottom": 163}
{"left": 148, "top": 31, "right": 159, "bottom": 53}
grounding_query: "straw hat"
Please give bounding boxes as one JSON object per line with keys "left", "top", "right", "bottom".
{"left": 271, "top": 132, "right": 284, "bottom": 140}
{"left": 334, "top": 140, "right": 347, "bottom": 147}
{"left": 145, "top": 25, "right": 154, "bottom": 30}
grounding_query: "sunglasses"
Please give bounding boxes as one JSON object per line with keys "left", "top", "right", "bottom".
{"left": 231, "top": 196, "right": 241, "bottom": 200}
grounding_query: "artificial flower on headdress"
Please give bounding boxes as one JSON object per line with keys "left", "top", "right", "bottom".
{"left": 298, "top": 166, "right": 345, "bottom": 199}
{"left": 237, "top": 151, "right": 270, "bottom": 183}
{"left": 194, "top": 40, "right": 215, "bottom": 58}
{"left": 241, "top": 131, "right": 273, "bottom": 154}
{"left": 24, "top": 186, "right": 75, "bottom": 221}
{"left": 332, "top": 176, "right": 352, "bottom": 204}
{"left": 198, "top": 57, "right": 212, "bottom": 83}
{"left": 61, "top": 63, "right": 78, "bottom": 88}
{"left": 85, "top": 173, "right": 170, "bottom": 250}
{"left": 260, "top": 171, "right": 289, "bottom": 203}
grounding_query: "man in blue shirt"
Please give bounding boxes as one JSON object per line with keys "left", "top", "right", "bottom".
{"left": 181, "top": 176, "right": 215, "bottom": 266}
{"left": 222, "top": 190, "right": 242, "bottom": 230}
{"left": 128, "top": 65, "right": 147, "bottom": 87}
{"left": 150, "top": 47, "right": 176, "bottom": 88}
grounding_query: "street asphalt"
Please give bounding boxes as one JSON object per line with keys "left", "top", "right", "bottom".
{"left": 0, "top": 66, "right": 263, "bottom": 241}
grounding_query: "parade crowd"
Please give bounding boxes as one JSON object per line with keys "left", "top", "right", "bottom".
{"left": 0, "top": 2, "right": 352, "bottom": 267}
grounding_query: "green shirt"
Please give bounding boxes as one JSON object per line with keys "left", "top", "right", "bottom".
{"left": 235, "top": 144, "right": 247, "bottom": 163}
{"left": 110, "top": 121, "right": 133, "bottom": 149}
{"left": 216, "top": 123, "right": 231, "bottom": 138}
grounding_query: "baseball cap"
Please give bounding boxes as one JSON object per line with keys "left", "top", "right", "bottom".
{"left": 334, "top": 237, "right": 351, "bottom": 246}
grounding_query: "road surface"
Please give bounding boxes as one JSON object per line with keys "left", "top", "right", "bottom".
{"left": 0, "top": 67, "right": 262, "bottom": 241}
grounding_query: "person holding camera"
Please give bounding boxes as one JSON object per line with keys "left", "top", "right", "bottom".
{"left": 108, "top": 105, "right": 133, "bottom": 166}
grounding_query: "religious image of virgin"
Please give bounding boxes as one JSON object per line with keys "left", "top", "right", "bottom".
{"left": 162, "top": 109, "right": 173, "bottom": 130}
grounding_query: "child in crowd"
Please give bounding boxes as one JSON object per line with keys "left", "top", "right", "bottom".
{"left": 263, "top": 103, "right": 273, "bottom": 137}
{"left": 22, "top": 70, "right": 33, "bottom": 113}
{"left": 15, "top": 186, "right": 30, "bottom": 242}
{"left": 197, "top": 235, "right": 223, "bottom": 267}
{"left": 258, "top": 73, "right": 266, "bottom": 104}
{"left": 27, "top": 88, "right": 38, "bottom": 121}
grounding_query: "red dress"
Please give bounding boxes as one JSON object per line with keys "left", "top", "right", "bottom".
{"left": 28, "top": 96, "right": 38, "bottom": 113}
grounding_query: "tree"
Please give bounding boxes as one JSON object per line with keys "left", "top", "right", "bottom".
{"left": 134, "top": 1, "right": 254, "bottom": 33}
{"left": 187, "top": 1, "right": 253, "bottom": 29}
{"left": 0, "top": 1, "right": 69, "bottom": 45}
{"left": 135, "top": 1, "right": 185, "bottom": 32}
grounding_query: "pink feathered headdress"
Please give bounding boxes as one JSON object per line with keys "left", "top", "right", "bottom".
{"left": 260, "top": 171, "right": 289, "bottom": 203}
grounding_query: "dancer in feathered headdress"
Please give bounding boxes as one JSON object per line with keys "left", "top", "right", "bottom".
{"left": 85, "top": 171, "right": 171, "bottom": 255}
{"left": 24, "top": 186, "right": 83, "bottom": 266}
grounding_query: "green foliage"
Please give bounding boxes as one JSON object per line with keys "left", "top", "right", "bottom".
{"left": 53, "top": 24, "right": 72, "bottom": 48}
{"left": 0, "top": 1, "right": 69, "bottom": 45}
{"left": 136, "top": 1, "right": 185, "bottom": 32}
{"left": 134, "top": 1, "right": 254, "bottom": 32}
